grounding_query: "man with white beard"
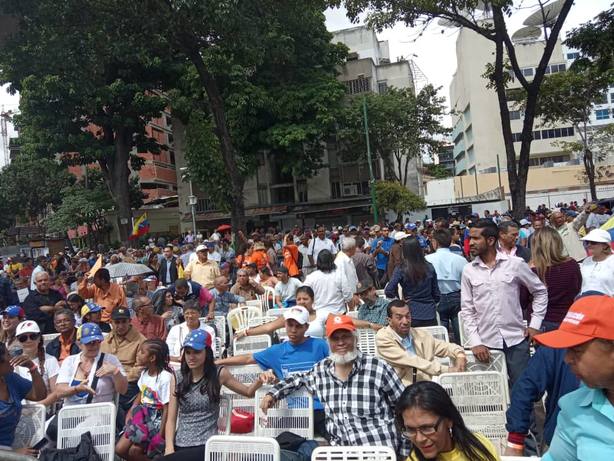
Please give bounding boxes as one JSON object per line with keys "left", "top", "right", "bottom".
{"left": 260, "top": 314, "right": 406, "bottom": 452}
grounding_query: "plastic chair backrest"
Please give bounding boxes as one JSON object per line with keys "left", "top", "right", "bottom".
{"left": 357, "top": 328, "right": 377, "bottom": 355}
{"left": 311, "top": 446, "right": 397, "bottom": 461}
{"left": 57, "top": 402, "right": 116, "bottom": 461}
{"left": 463, "top": 350, "right": 510, "bottom": 403}
{"left": 12, "top": 403, "right": 46, "bottom": 449}
{"left": 205, "top": 435, "right": 280, "bottom": 461}
{"left": 43, "top": 333, "right": 59, "bottom": 347}
{"left": 227, "top": 306, "right": 262, "bottom": 336}
{"left": 226, "top": 364, "right": 263, "bottom": 385}
{"left": 262, "top": 286, "right": 276, "bottom": 312}
{"left": 255, "top": 386, "right": 313, "bottom": 439}
{"left": 233, "top": 334, "right": 272, "bottom": 356}
{"left": 415, "top": 325, "right": 450, "bottom": 343}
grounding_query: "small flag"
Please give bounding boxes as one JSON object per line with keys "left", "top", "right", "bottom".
{"left": 600, "top": 215, "right": 614, "bottom": 249}
{"left": 129, "top": 213, "right": 150, "bottom": 240}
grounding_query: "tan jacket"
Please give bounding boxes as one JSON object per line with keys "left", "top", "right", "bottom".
{"left": 376, "top": 326, "right": 464, "bottom": 385}
{"left": 100, "top": 326, "right": 147, "bottom": 383}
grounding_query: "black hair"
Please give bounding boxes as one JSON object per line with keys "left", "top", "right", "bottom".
{"left": 152, "top": 289, "right": 173, "bottom": 315}
{"left": 432, "top": 229, "right": 452, "bottom": 248}
{"left": 316, "top": 250, "right": 336, "bottom": 273}
{"left": 94, "top": 268, "right": 111, "bottom": 283}
{"left": 396, "top": 381, "right": 497, "bottom": 461}
{"left": 401, "top": 237, "right": 428, "bottom": 284}
{"left": 260, "top": 266, "right": 272, "bottom": 276}
{"left": 474, "top": 219, "right": 499, "bottom": 243}
{"left": 0, "top": 342, "right": 6, "bottom": 363}
{"left": 66, "top": 293, "right": 84, "bottom": 305}
{"left": 296, "top": 285, "right": 314, "bottom": 300}
{"left": 175, "top": 278, "right": 189, "bottom": 290}
{"left": 183, "top": 299, "right": 201, "bottom": 313}
{"left": 141, "top": 339, "right": 173, "bottom": 375}
{"left": 387, "top": 299, "right": 408, "bottom": 318}
{"left": 498, "top": 220, "right": 520, "bottom": 233}
{"left": 176, "top": 345, "right": 220, "bottom": 404}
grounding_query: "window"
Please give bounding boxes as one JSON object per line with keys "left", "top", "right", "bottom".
{"left": 595, "top": 93, "right": 609, "bottom": 105}
{"left": 344, "top": 77, "right": 371, "bottom": 94}
{"left": 512, "top": 126, "right": 574, "bottom": 143}
{"left": 533, "top": 130, "right": 541, "bottom": 140}
{"left": 596, "top": 109, "right": 610, "bottom": 120}
{"left": 510, "top": 110, "right": 522, "bottom": 120}
{"left": 169, "top": 150, "right": 176, "bottom": 165}
{"left": 377, "top": 80, "right": 388, "bottom": 93}
{"left": 522, "top": 67, "right": 534, "bottom": 77}
{"left": 567, "top": 52, "right": 580, "bottom": 60}
{"left": 610, "top": 93, "right": 614, "bottom": 103}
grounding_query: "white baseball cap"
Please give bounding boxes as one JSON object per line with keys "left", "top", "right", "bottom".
{"left": 581, "top": 228, "right": 612, "bottom": 244}
{"left": 195, "top": 244, "right": 207, "bottom": 253}
{"left": 16, "top": 320, "right": 41, "bottom": 337}
{"left": 394, "top": 231, "right": 409, "bottom": 241}
{"left": 519, "top": 219, "right": 530, "bottom": 226}
{"left": 283, "top": 306, "right": 310, "bottom": 325}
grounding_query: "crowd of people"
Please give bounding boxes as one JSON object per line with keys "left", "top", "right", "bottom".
{"left": 0, "top": 199, "right": 613, "bottom": 460}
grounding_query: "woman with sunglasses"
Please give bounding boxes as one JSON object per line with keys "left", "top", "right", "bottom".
{"left": 0, "top": 341, "right": 47, "bottom": 455}
{"left": 580, "top": 228, "right": 614, "bottom": 296}
{"left": 396, "top": 381, "right": 498, "bottom": 461}
{"left": 0, "top": 306, "right": 25, "bottom": 349}
{"left": 55, "top": 322, "right": 128, "bottom": 406}
{"left": 13, "top": 321, "right": 60, "bottom": 408}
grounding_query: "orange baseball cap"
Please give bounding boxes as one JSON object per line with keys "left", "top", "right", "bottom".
{"left": 535, "top": 295, "right": 614, "bottom": 348}
{"left": 325, "top": 314, "right": 356, "bottom": 337}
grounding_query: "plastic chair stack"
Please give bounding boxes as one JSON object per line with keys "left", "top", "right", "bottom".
{"left": 357, "top": 328, "right": 377, "bottom": 356}
{"left": 205, "top": 435, "right": 280, "bottom": 461}
{"left": 233, "top": 334, "right": 272, "bottom": 356}
{"left": 255, "top": 386, "right": 313, "bottom": 439}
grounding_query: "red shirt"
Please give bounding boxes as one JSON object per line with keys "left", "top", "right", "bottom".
{"left": 131, "top": 315, "right": 167, "bottom": 340}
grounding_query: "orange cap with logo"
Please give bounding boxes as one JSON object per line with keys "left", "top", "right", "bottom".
{"left": 535, "top": 295, "right": 614, "bottom": 348}
{"left": 325, "top": 314, "right": 356, "bottom": 337}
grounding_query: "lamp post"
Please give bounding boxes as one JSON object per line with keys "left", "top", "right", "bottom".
{"left": 180, "top": 167, "right": 197, "bottom": 234}
{"left": 362, "top": 96, "right": 379, "bottom": 224}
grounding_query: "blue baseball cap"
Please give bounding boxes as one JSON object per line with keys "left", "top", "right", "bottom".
{"left": 2, "top": 305, "right": 25, "bottom": 319}
{"left": 77, "top": 323, "right": 104, "bottom": 344}
{"left": 183, "top": 329, "right": 212, "bottom": 351}
{"left": 81, "top": 302, "right": 101, "bottom": 318}
{"left": 405, "top": 223, "right": 417, "bottom": 231}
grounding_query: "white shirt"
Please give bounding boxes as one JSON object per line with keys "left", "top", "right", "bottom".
{"left": 137, "top": 369, "right": 173, "bottom": 406}
{"left": 56, "top": 352, "right": 126, "bottom": 406}
{"left": 334, "top": 251, "right": 358, "bottom": 295}
{"left": 16, "top": 353, "right": 60, "bottom": 391}
{"left": 298, "top": 245, "right": 313, "bottom": 269}
{"left": 303, "top": 269, "right": 353, "bottom": 316}
{"left": 207, "top": 251, "right": 222, "bottom": 263}
{"left": 307, "top": 237, "right": 337, "bottom": 264}
{"left": 274, "top": 278, "right": 302, "bottom": 303}
{"left": 580, "top": 254, "right": 614, "bottom": 296}
{"left": 166, "top": 320, "right": 217, "bottom": 357}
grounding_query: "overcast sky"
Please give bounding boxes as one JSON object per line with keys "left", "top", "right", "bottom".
{"left": 1, "top": 0, "right": 610, "bottom": 147}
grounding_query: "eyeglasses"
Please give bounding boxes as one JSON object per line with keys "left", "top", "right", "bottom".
{"left": 18, "top": 333, "right": 41, "bottom": 343}
{"left": 401, "top": 417, "right": 444, "bottom": 439}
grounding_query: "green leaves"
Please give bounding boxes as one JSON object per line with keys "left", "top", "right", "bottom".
{"left": 374, "top": 180, "right": 426, "bottom": 219}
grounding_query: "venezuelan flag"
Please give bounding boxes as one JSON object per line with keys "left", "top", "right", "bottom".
{"left": 129, "top": 213, "right": 150, "bottom": 240}
{"left": 599, "top": 215, "right": 614, "bottom": 249}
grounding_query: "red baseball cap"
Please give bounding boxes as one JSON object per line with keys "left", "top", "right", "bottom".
{"left": 325, "top": 314, "right": 356, "bottom": 337}
{"left": 535, "top": 295, "right": 614, "bottom": 348}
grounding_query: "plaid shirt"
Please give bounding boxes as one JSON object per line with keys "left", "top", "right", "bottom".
{"left": 357, "top": 297, "right": 390, "bottom": 326}
{"left": 270, "top": 352, "right": 406, "bottom": 451}
{"left": 210, "top": 289, "right": 244, "bottom": 315}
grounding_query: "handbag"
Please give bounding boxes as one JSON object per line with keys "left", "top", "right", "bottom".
{"left": 230, "top": 408, "right": 255, "bottom": 434}
{"left": 86, "top": 353, "right": 105, "bottom": 404}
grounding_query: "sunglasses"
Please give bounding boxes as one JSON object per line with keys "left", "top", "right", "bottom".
{"left": 18, "top": 333, "right": 41, "bottom": 343}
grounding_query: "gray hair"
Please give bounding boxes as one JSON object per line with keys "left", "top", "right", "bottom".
{"left": 341, "top": 237, "right": 357, "bottom": 251}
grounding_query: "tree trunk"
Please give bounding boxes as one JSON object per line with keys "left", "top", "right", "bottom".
{"left": 188, "top": 51, "right": 246, "bottom": 233}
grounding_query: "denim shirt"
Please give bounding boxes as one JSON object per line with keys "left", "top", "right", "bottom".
{"left": 384, "top": 264, "right": 440, "bottom": 320}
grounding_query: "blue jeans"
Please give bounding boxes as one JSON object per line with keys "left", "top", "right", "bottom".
{"left": 437, "top": 291, "right": 461, "bottom": 344}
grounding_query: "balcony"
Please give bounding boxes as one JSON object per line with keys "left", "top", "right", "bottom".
{"left": 453, "top": 139, "right": 466, "bottom": 159}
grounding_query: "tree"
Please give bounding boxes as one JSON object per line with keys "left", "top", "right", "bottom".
{"left": 338, "top": 85, "right": 449, "bottom": 187}
{"left": 339, "top": 0, "right": 575, "bottom": 218}
{"left": 46, "top": 169, "right": 145, "bottom": 245}
{"left": 0, "top": 0, "right": 175, "bottom": 242}
{"left": 0, "top": 155, "right": 74, "bottom": 227}
{"left": 534, "top": 69, "right": 611, "bottom": 200}
{"left": 375, "top": 180, "right": 426, "bottom": 222}
{"left": 566, "top": 6, "right": 614, "bottom": 73}
{"left": 146, "top": 0, "right": 347, "bottom": 232}
{"left": 424, "top": 163, "right": 452, "bottom": 179}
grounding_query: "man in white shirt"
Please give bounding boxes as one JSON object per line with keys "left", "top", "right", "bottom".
{"left": 298, "top": 234, "right": 315, "bottom": 276}
{"left": 274, "top": 267, "right": 302, "bottom": 307}
{"left": 30, "top": 256, "right": 49, "bottom": 292}
{"left": 335, "top": 237, "right": 358, "bottom": 296}
{"left": 307, "top": 226, "right": 337, "bottom": 267}
{"left": 206, "top": 241, "right": 222, "bottom": 263}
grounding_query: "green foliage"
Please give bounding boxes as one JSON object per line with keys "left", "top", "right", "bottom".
{"left": 374, "top": 180, "right": 426, "bottom": 220}
{"left": 0, "top": 155, "right": 74, "bottom": 226}
{"left": 337, "top": 85, "right": 449, "bottom": 186}
{"left": 424, "top": 163, "right": 452, "bottom": 179}
{"left": 566, "top": 7, "right": 614, "bottom": 74}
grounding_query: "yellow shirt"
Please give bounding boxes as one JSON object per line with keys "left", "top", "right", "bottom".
{"left": 184, "top": 259, "right": 220, "bottom": 289}
{"left": 407, "top": 433, "right": 499, "bottom": 461}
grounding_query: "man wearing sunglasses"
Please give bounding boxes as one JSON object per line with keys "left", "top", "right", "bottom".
{"left": 131, "top": 296, "right": 167, "bottom": 340}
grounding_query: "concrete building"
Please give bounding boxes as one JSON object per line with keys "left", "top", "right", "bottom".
{"left": 450, "top": 24, "right": 578, "bottom": 176}
{"left": 175, "top": 25, "right": 419, "bottom": 233}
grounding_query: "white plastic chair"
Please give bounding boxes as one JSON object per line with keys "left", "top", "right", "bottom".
{"left": 346, "top": 310, "right": 358, "bottom": 319}
{"left": 438, "top": 371, "right": 508, "bottom": 451}
{"left": 463, "top": 350, "right": 510, "bottom": 403}
{"left": 245, "top": 299, "right": 264, "bottom": 313}
{"left": 248, "top": 315, "right": 278, "bottom": 328}
{"left": 357, "top": 328, "right": 377, "bottom": 355}
{"left": 415, "top": 325, "right": 450, "bottom": 343}
{"left": 205, "top": 435, "right": 280, "bottom": 461}
{"left": 217, "top": 395, "right": 232, "bottom": 435}
{"left": 458, "top": 315, "right": 470, "bottom": 348}
{"left": 57, "top": 402, "right": 116, "bottom": 461}
{"left": 12, "top": 403, "right": 46, "bottom": 449}
{"left": 261, "top": 286, "right": 276, "bottom": 313}
{"left": 375, "top": 289, "right": 385, "bottom": 298}
{"left": 275, "top": 326, "right": 288, "bottom": 343}
{"left": 266, "top": 308, "right": 285, "bottom": 317}
{"left": 233, "top": 334, "right": 272, "bottom": 356}
{"left": 228, "top": 306, "right": 262, "bottom": 337}
{"left": 312, "top": 446, "right": 396, "bottom": 461}
{"left": 43, "top": 333, "right": 59, "bottom": 347}
{"left": 255, "top": 386, "right": 313, "bottom": 439}
{"left": 226, "top": 364, "right": 263, "bottom": 385}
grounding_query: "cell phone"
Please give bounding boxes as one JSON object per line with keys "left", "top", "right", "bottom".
{"left": 32, "top": 437, "right": 48, "bottom": 450}
{"left": 9, "top": 346, "right": 23, "bottom": 358}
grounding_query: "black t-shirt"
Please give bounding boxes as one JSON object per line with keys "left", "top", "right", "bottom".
{"left": 22, "top": 289, "right": 65, "bottom": 334}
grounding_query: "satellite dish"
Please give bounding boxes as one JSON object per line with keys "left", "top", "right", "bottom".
{"left": 511, "top": 26, "right": 542, "bottom": 43}
{"left": 523, "top": 0, "right": 565, "bottom": 27}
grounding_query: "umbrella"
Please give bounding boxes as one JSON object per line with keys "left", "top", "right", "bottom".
{"left": 217, "top": 224, "right": 232, "bottom": 232}
{"left": 104, "top": 262, "right": 154, "bottom": 279}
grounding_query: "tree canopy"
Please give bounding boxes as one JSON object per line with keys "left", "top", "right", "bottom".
{"left": 375, "top": 180, "right": 426, "bottom": 222}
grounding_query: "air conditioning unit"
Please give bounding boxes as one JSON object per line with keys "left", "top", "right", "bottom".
{"left": 342, "top": 184, "right": 359, "bottom": 197}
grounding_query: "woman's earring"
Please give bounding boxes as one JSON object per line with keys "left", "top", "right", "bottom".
{"left": 449, "top": 427, "right": 453, "bottom": 438}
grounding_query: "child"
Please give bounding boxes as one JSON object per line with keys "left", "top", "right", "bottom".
{"left": 116, "top": 339, "right": 175, "bottom": 460}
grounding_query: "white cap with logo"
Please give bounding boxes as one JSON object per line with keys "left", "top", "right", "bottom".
{"left": 283, "top": 306, "right": 310, "bottom": 325}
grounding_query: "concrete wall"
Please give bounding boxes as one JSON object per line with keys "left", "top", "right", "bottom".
{"left": 332, "top": 26, "right": 382, "bottom": 63}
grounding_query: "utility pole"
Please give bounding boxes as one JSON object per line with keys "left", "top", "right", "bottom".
{"left": 362, "top": 96, "right": 379, "bottom": 223}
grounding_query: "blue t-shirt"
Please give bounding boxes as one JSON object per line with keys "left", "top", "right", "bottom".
{"left": 253, "top": 337, "right": 329, "bottom": 410}
{"left": 0, "top": 372, "right": 33, "bottom": 447}
{"left": 371, "top": 237, "right": 394, "bottom": 270}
